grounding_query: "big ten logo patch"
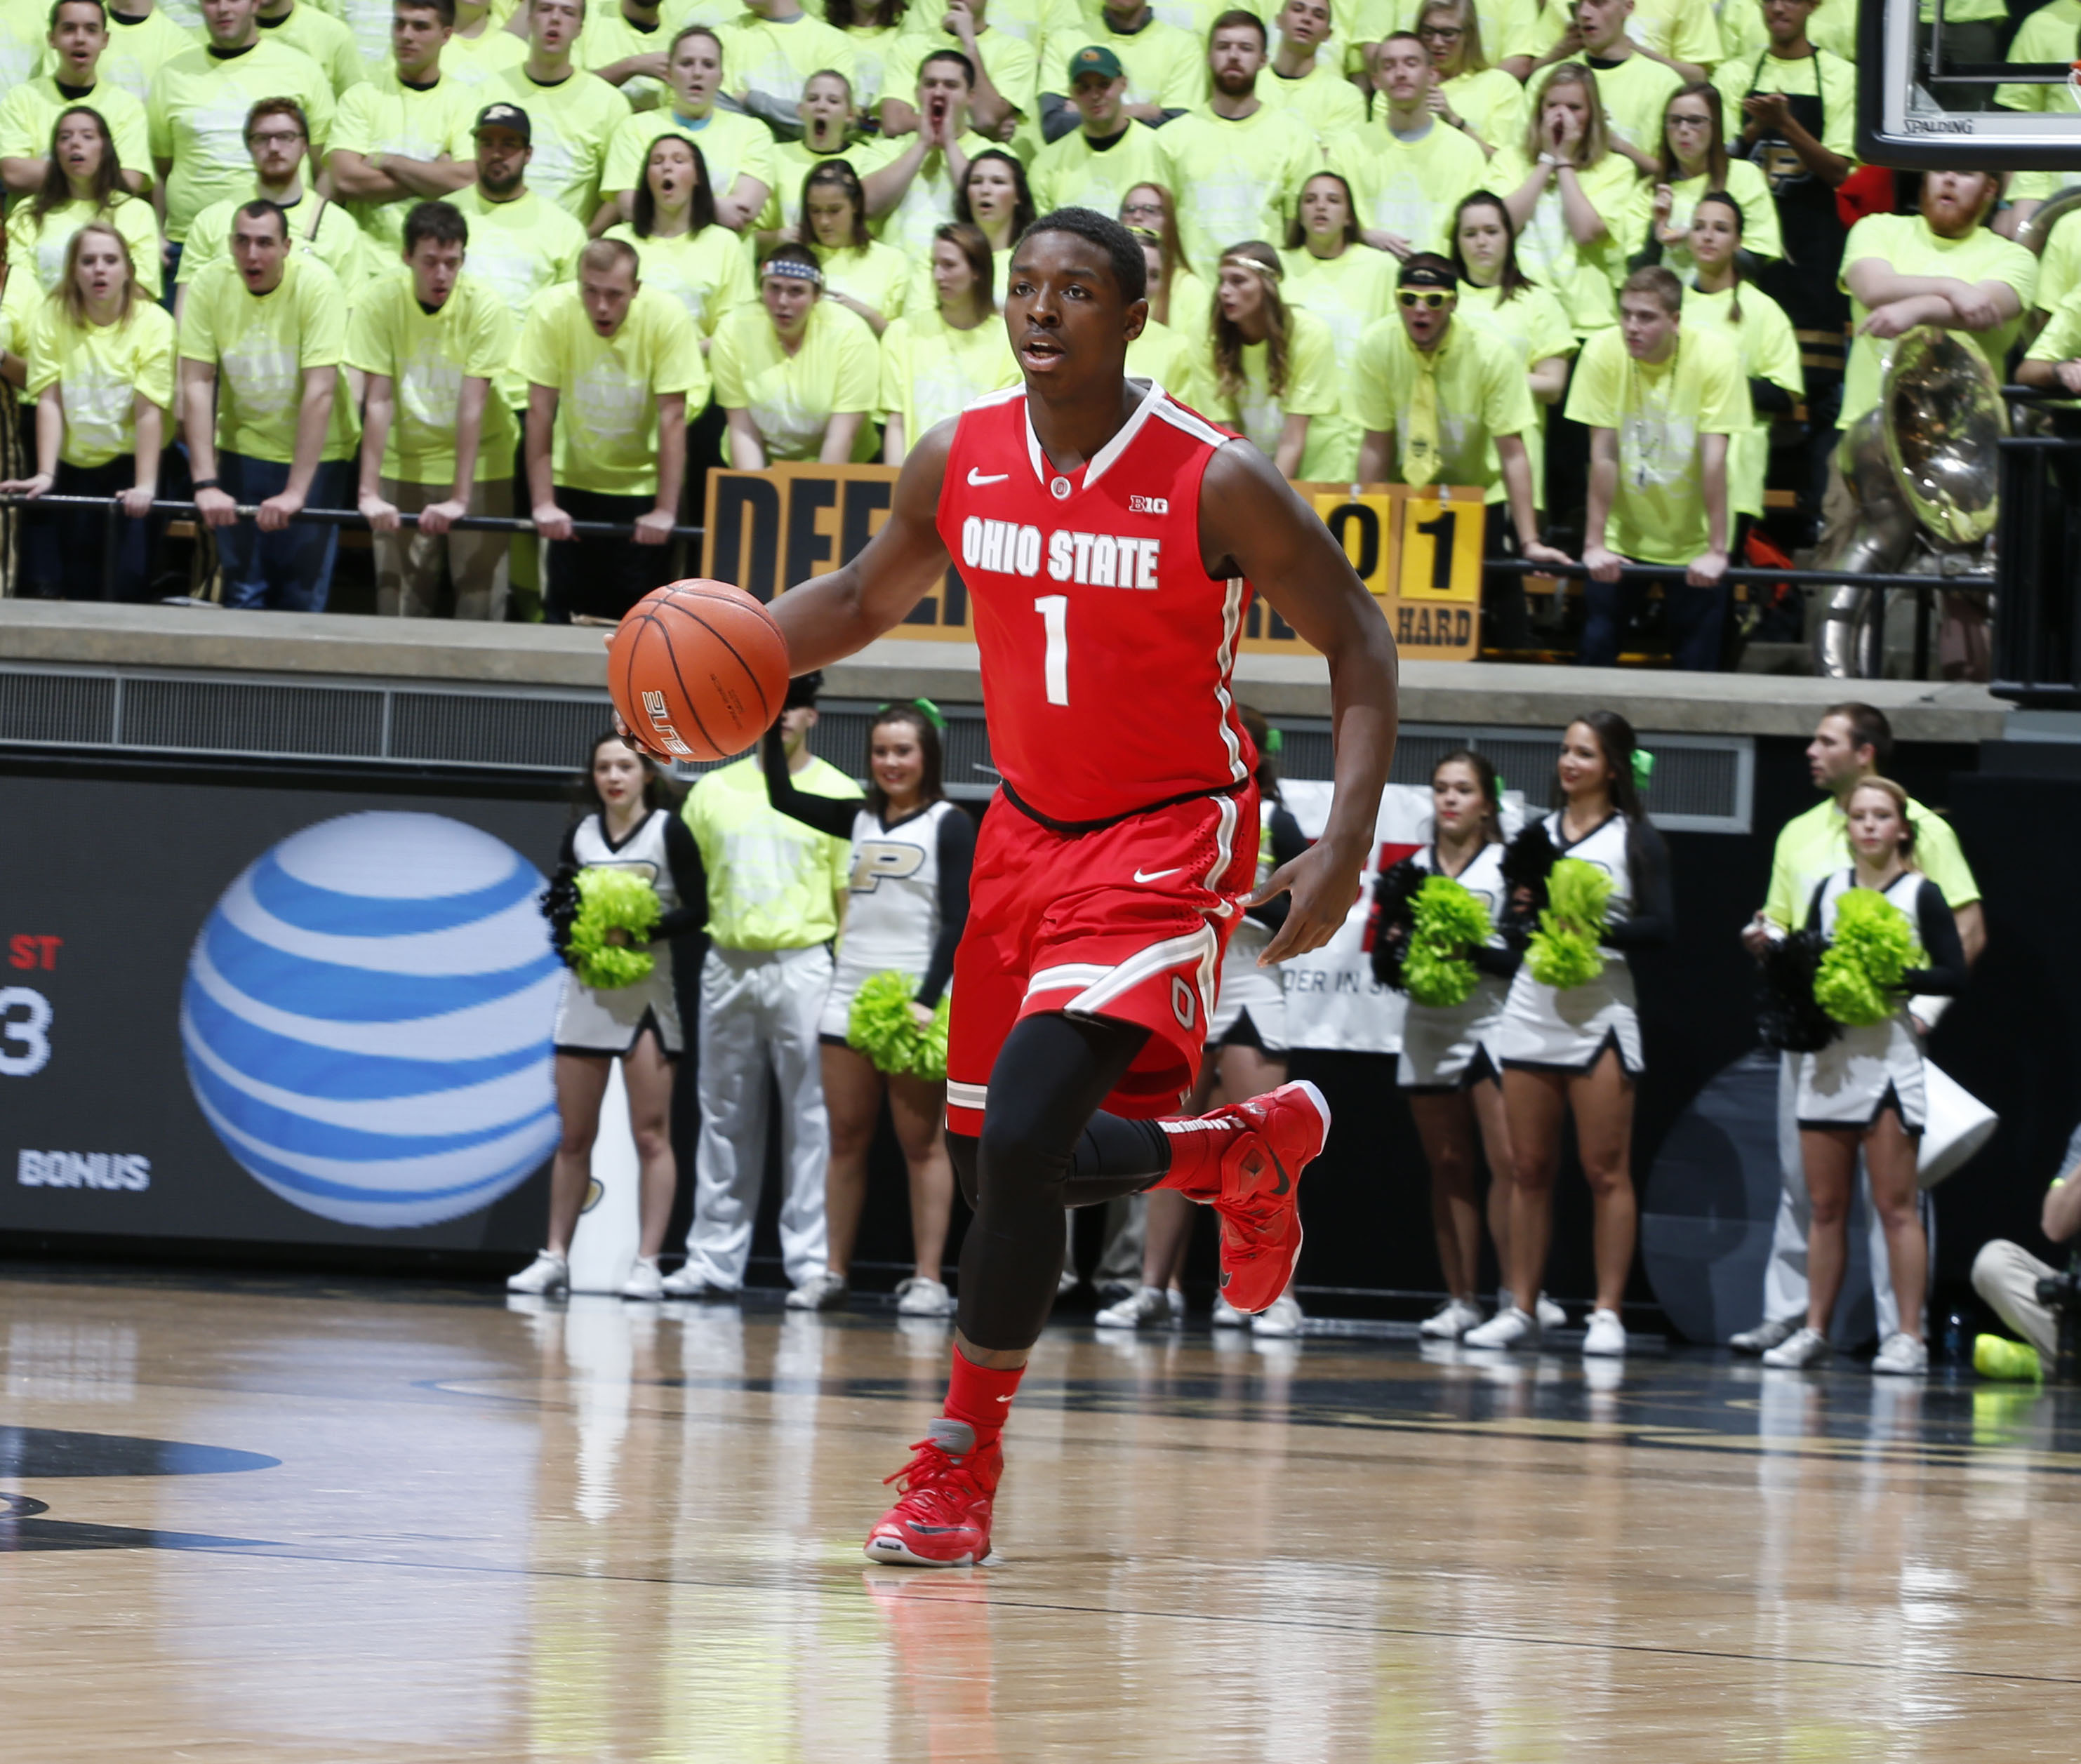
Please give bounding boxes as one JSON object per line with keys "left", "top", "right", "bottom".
{"left": 851, "top": 840, "right": 926, "bottom": 893}
{"left": 703, "top": 465, "right": 973, "bottom": 640}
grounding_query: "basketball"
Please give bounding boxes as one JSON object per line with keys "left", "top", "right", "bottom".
{"left": 607, "top": 580, "right": 791, "bottom": 763}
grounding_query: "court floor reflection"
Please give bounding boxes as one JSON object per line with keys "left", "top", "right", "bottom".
{"left": 4, "top": 1269, "right": 2080, "bottom": 1762}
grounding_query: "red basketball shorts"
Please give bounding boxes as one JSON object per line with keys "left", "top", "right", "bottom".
{"left": 945, "top": 783, "right": 1261, "bottom": 1137}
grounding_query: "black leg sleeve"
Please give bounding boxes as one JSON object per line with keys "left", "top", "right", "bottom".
{"left": 955, "top": 1012, "right": 1154, "bottom": 1352}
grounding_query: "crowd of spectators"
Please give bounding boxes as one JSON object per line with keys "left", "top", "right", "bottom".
{"left": 1, "top": 0, "right": 2078, "bottom": 663}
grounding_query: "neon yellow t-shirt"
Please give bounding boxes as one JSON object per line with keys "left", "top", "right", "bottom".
{"left": 1564, "top": 323, "right": 1748, "bottom": 563}
{"left": 176, "top": 253, "right": 348, "bottom": 463}
{"left": 606, "top": 220, "right": 756, "bottom": 333}
{"left": 1030, "top": 120, "right": 1169, "bottom": 222}
{"left": 1046, "top": 17, "right": 1199, "bottom": 109}
{"left": 1442, "top": 66, "right": 1527, "bottom": 153}
{"left": 1625, "top": 157, "right": 1784, "bottom": 276}
{"left": 1278, "top": 241, "right": 1395, "bottom": 479}
{"left": 1394, "top": 0, "right": 1536, "bottom": 62}
{"left": 5, "top": 195, "right": 163, "bottom": 302}
{"left": 176, "top": 187, "right": 366, "bottom": 293}
{"left": 882, "top": 27, "right": 1036, "bottom": 123}
{"left": 716, "top": 12, "right": 856, "bottom": 109}
{"left": 837, "top": 22, "right": 902, "bottom": 107}
{"left": 346, "top": 267, "right": 520, "bottom": 484}
{"left": 601, "top": 104, "right": 776, "bottom": 208}
{"left": 1716, "top": 0, "right": 1857, "bottom": 63}
{"left": 579, "top": 7, "right": 673, "bottom": 109}
{"left": 1153, "top": 104, "right": 1317, "bottom": 273}
{"left": 147, "top": 37, "right": 338, "bottom": 240}
{"left": 53, "top": 7, "right": 197, "bottom": 104}
{"left": 871, "top": 128, "right": 993, "bottom": 258}
{"left": 328, "top": 69, "right": 481, "bottom": 253}
{"left": 1840, "top": 213, "right": 2036, "bottom": 426}
{"left": 752, "top": 137, "right": 892, "bottom": 240}
{"left": 517, "top": 280, "right": 710, "bottom": 495}
{"left": 1681, "top": 281, "right": 1801, "bottom": 519}
{"left": 1764, "top": 792, "right": 1981, "bottom": 928}
{"left": 25, "top": 297, "right": 177, "bottom": 468}
{"left": 2026, "top": 284, "right": 2081, "bottom": 366}
{"left": 493, "top": 63, "right": 633, "bottom": 221}
{"left": 448, "top": 184, "right": 590, "bottom": 408}
{"left": 1458, "top": 278, "right": 1577, "bottom": 506}
{"left": 710, "top": 295, "right": 880, "bottom": 461}
{"left": 1485, "top": 147, "right": 1637, "bottom": 333}
{"left": 1126, "top": 316, "right": 1214, "bottom": 409}
{"left": 1329, "top": 118, "right": 1490, "bottom": 256}
{"left": 879, "top": 305, "right": 1017, "bottom": 441}
{"left": 1193, "top": 303, "right": 1343, "bottom": 471}
{"left": 1585, "top": 49, "right": 1684, "bottom": 153}
{"left": 1352, "top": 313, "right": 1536, "bottom": 497}
{"left": 1255, "top": 58, "right": 1367, "bottom": 147}
{"left": 1998, "top": 0, "right": 2081, "bottom": 111}
{"left": 0, "top": 76, "right": 152, "bottom": 187}
{"left": 1710, "top": 47, "right": 1858, "bottom": 159}
{"left": 440, "top": 22, "right": 528, "bottom": 87}
{"left": 255, "top": 2, "right": 362, "bottom": 96}
{"left": 813, "top": 237, "right": 912, "bottom": 329}
{"left": 682, "top": 752, "right": 860, "bottom": 951}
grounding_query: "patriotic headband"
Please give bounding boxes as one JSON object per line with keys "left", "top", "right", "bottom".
{"left": 762, "top": 258, "right": 824, "bottom": 285}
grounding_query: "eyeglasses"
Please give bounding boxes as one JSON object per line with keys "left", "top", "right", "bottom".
{"left": 247, "top": 129, "right": 307, "bottom": 147}
{"left": 1418, "top": 25, "right": 1463, "bottom": 39}
{"left": 1120, "top": 199, "right": 1164, "bottom": 216}
{"left": 1398, "top": 288, "right": 1451, "bottom": 308}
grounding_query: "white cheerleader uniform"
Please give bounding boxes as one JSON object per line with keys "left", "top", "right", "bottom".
{"left": 552, "top": 808, "right": 689, "bottom": 1056}
{"left": 1398, "top": 839, "right": 1511, "bottom": 1091}
{"left": 1795, "top": 869, "right": 1962, "bottom": 1133}
{"left": 1494, "top": 810, "right": 1658, "bottom": 1076}
{"left": 820, "top": 799, "right": 966, "bottom": 1042}
{"left": 1206, "top": 810, "right": 1290, "bottom": 1053}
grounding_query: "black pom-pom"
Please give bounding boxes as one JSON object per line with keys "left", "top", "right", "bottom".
{"left": 1369, "top": 857, "right": 1424, "bottom": 988}
{"left": 540, "top": 860, "right": 583, "bottom": 969}
{"left": 1498, "top": 820, "right": 1557, "bottom": 942}
{"left": 1757, "top": 929, "right": 1839, "bottom": 1053}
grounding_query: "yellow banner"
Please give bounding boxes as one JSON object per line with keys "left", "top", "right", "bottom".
{"left": 703, "top": 465, "right": 1483, "bottom": 660}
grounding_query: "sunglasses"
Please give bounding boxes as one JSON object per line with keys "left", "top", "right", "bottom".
{"left": 1398, "top": 288, "right": 1452, "bottom": 308}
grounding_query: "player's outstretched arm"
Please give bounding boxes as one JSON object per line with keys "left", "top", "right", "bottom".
{"left": 1199, "top": 441, "right": 1399, "bottom": 968}
{"left": 767, "top": 420, "right": 959, "bottom": 674}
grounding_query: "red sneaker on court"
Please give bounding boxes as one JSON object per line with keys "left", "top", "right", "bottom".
{"left": 864, "top": 1419, "right": 1003, "bottom": 1568}
{"left": 1206, "top": 1079, "right": 1328, "bottom": 1315}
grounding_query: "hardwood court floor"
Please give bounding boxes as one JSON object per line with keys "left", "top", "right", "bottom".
{"left": 4, "top": 1269, "right": 2080, "bottom": 1763}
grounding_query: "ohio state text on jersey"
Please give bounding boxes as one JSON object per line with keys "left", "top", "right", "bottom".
{"left": 935, "top": 380, "right": 1260, "bottom": 824}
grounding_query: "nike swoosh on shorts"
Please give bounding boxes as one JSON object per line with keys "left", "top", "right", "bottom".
{"left": 1133, "top": 866, "right": 1182, "bottom": 883}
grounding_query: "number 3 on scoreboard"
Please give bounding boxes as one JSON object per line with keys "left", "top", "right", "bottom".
{"left": 1033, "top": 594, "right": 1069, "bottom": 705}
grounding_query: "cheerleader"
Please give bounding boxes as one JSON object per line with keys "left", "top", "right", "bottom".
{"left": 1374, "top": 751, "right": 1562, "bottom": 1340}
{"left": 1096, "top": 706, "right": 1308, "bottom": 1336}
{"left": 1466, "top": 711, "right": 1673, "bottom": 1355}
{"left": 510, "top": 735, "right": 706, "bottom": 1301}
{"left": 762, "top": 702, "right": 973, "bottom": 1316}
{"left": 1762, "top": 777, "right": 1967, "bottom": 1376}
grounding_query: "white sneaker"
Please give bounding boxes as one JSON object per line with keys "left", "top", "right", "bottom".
{"left": 894, "top": 1276, "right": 954, "bottom": 1317}
{"left": 1761, "top": 1325, "right": 1830, "bottom": 1369}
{"left": 506, "top": 1250, "right": 568, "bottom": 1296}
{"left": 660, "top": 1264, "right": 706, "bottom": 1299}
{"left": 1730, "top": 1316, "right": 1801, "bottom": 1355}
{"left": 1535, "top": 1292, "right": 1568, "bottom": 1331}
{"left": 785, "top": 1271, "right": 849, "bottom": 1311}
{"left": 1420, "top": 1298, "right": 1485, "bottom": 1339}
{"left": 619, "top": 1257, "right": 663, "bottom": 1301}
{"left": 1464, "top": 1305, "right": 1539, "bottom": 1349}
{"left": 1210, "top": 1294, "right": 1249, "bottom": 1329}
{"left": 1581, "top": 1309, "right": 1627, "bottom": 1357}
{"left": 1251, "top": 1292, "right": 1304, "bottom": 1338}
{"left": 1872, "top": 1332, "right": 1929, "bottom": 1377}
{"left": 1095, "top": 1285, "right": 1177, "bottom": 1330}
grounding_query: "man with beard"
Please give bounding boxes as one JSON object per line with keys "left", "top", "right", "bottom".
{"left": 1152, "top": 11, "right": 1315, "bottom": 271}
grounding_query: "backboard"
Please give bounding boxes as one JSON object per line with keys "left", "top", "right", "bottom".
{"left": 1860, "top": 0, "right": 2081, "bottom": 169}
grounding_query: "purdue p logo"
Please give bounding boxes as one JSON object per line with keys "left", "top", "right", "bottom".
{"left": 851, "top": 841, "right": 926, "bottom": 893}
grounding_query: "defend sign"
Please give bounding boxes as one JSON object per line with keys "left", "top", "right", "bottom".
{"left": 702, "top": 465, "right": 1483, "bottom": 659}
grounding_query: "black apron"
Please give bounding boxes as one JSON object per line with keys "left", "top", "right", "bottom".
{"left": 1736, "top": 52, "right": 1849, "bottom": 383}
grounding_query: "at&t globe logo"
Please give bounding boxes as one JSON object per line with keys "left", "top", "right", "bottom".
{"left": 180, "top": 812, "right": 561, "bottom": 1229}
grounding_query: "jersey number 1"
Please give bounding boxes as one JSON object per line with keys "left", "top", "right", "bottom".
{"left": 1034, "top": 595, "right": 1069, "bottom": 706}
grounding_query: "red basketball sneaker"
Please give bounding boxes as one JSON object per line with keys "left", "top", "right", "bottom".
{"left": 864, "top": 1419, "right": 1004, "bottom": 1568}
{"left": 1171, "top": 1079, "right": 1328, "bottom": 1315}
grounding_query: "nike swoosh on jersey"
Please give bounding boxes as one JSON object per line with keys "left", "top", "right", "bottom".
{"left": 966, "top": 468, "right": 1010, "bottom": 486}
{"left": 1133, "top": 865, "right": 1182, "bottom": 883}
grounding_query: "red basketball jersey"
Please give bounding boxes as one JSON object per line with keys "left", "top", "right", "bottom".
{"left": 936, "top": 380, "right": 1259, "bottom": 824}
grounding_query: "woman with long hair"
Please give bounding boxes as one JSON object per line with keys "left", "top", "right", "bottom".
{"left": 759, "top": 702, "right": 974, "bottom": 1315}
{"left": 597, "top": 26, "right": 776, "bottom": 234}
{"left": 714, "top": 241, "right": 882, "bottom": 466}
{"left": 511, "top": 736, "right": 705, "bottom": 1301}
{"left": 1417, "top": 0, "right": 1527, "bottom": 159}
{"left": 1124, "top": 228, "right": 1216, "bottom": 408}
{"left": 1636, "top": 83, "right": 1782, "bottom": 277}
{"left": 1489, "top": 65, "right": 1638, "bottom": 337}
{"left": 604, "top": 135, "right": 754, "bottom": 342}
{"left": 1757, "top": 777, "right": 1966, "bottom": 1376}
{"left": 0, "top": 221, "right": 173, "bottom": 601}
{"left": 1279, "top": 169, "right": 1392, "bottom": 479}
{"left": 1468, "top": 711, "right": 1674, "bottom": 1356}
{"left": 5, "top": 108, "right": 160, "bottom": 302}
{"left": 880, "top": 220, "right": 1017, "bottom": 464}
{"left": 1371, "top": 751, "right": 1559, "bottom": 1339}
{"left": 1119, "top": 182, "right": 1210, "bottom": 336}
{"left": 797, "top": 159, "right": 912, "bottom": 338}
{"left": 1201, "top": 240, "right": 1341, "bottom": 480}
{"left": 1680, "top": 192, "right": 1800, "bottom": 559}
{"left": 1098, "top": 704, "right": 1310, "bottom": 1338}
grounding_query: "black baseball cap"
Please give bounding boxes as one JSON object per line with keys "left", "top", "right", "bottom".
{"left": 474, "top": 102, "right": 531, "bottom": 142}
{"left": 1398, "top": 253, "right": 1458, "bottom": 290}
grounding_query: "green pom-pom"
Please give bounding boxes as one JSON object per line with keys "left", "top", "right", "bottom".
{"left": 566, "top": 867, "right": 660, "bottom": 990}
{"left": 1403, "top": 874, "right": 1491, "bottom": 1008}
{"left": 846, "top": 972, "right": 950, "bottom": 1078}
{"left": 1813, "top": 888, "right": 1923, "bottom": 1027}
{"left": 1526, "top": 857, "right": 1612, "bottom": 990}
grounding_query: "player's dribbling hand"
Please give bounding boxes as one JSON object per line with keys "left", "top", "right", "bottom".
{"left": 1249, "top": 840, "right": 1364, "bottom": 967}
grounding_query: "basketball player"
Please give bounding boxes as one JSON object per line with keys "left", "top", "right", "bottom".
{"left": 632, "top": 208, "right": 1399, "bottom": 1565}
